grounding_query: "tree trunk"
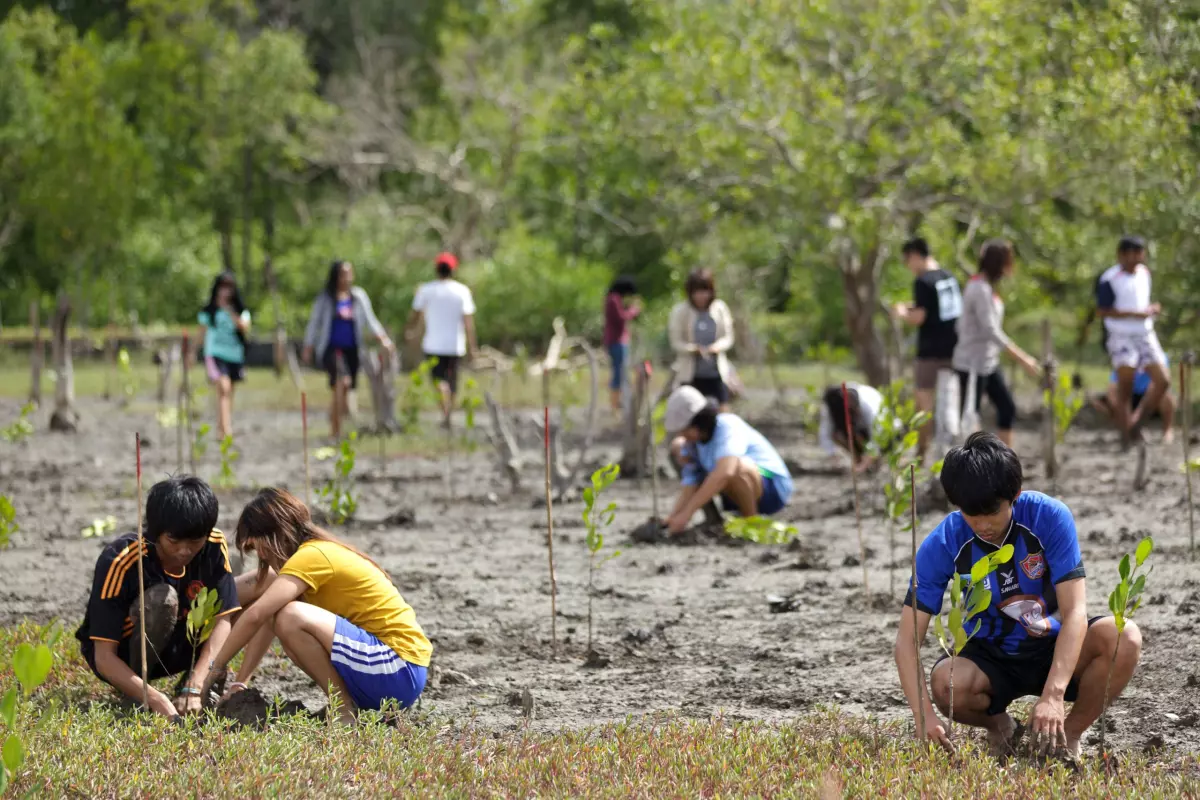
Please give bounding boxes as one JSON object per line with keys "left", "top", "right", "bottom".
{"left": 49, "top": 292, "right": 79, "bottom": 432}
{"left": 840, "top": 253, "right": 890, "bottom": 386}
{"left": 362, "top": 349, "right": 400, "bottom": 433}
{"left": 216, "top": 205, "right": 235, "bottom": 274}
{"left": 29, "top": 300, "right": 42, "bottom": 408}
{"left": 618, "top": 364, "right": 650, "bottom": 478}
{"left": 242, "top": 146, "right": 254, "bottom": 277}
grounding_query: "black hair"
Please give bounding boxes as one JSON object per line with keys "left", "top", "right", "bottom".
{"left": 145, "top": 476, "right": 219, "bottom": 542}
{"left": 690, "top": 403, "right": 719, "bottom": 442}
{"left": 325, "top": 260, "right": 351, "bottom": 298}
{"left": 902, "top": 237, "right": 930, "bottom": 258}
{"left": 940, "top": 432, "right": 1023, "bottom": 515}
{"left": 824, "top": 386, "right": 870, "bottom": 452}
{"left": 977, "top": 239, "right": 1014, "bottom": 283}
{"left": 201, "top": 272, "right": 247, "bottom": 346}
{"left": 436, "top": 263, "right": 454, "bottom": 279}
{"left": 1118, "top": 235, "right": 1146, "bottom": 255}
{"left": 608, "top": 276, "right": 637, "bottom": 297}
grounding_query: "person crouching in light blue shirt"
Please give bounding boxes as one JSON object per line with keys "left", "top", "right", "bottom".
{"left": 663, "top": 386, "right": 793, "bottom": 535}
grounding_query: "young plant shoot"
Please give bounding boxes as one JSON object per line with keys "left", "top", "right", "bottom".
{"left": 724, "top": 516, "right": 797, "bottom": 545}
{"left": 1045, "top": 371, "right": 1085, "bottom": 445}
{"left": 0, "top": 497, "right": 16, "bottom": 550}
{"left": 192, "top": 423, "right": 212, "bottom": 465}
{"left": 185, "top": 588, "right": 223, "bottom": 678}
{"left": 931, "top": 545, "right": 1015, "bottom": 742}
{"left": 1100, "top": 536, "right": 1153, "bottom": 754}
{"left": 1, "top": 403, "right": 35, "bottom": 444}
{"left": 583, "top": 464, "right": 621, "bottom": 654}
{"left": 875, "top": 382, "right": 932, "bottom": 597}
{"left": 215, "top": 434, "right": 240, "bottom": 489}
{"left": 317, "top": 431, "right": 358, "bottom": 524}
{"left": 0, "top": 624, "right": 58, "bottom": 796}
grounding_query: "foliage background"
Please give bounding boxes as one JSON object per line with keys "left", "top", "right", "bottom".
{"left": 0, "top": 0, "right": 1197, "bottom": 376}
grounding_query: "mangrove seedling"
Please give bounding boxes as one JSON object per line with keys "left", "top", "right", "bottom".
{"left": 460, "top": 377, "right": 483, "bottom": 451}
{"left": 0, "top": 496, "right": 17, "bottom": 549}
{"left": 1045, "top": 371, "right": 1085, "bottom": 445}
{"left": 1100, "top": 536, "right": 1153, "bottom": 754}
{"left": 931, "top": 544, "right": 1014, "bottom": 742}
{"left": 400, "top": 358, "right": 438, "bottom": 433}
{"left": 186, "top": 587, "right": 223, "bottom": 677}
{"left": 875, "top": 382, "right": 932, "bottom": 597}
{"left": 1, "top": 403, "right": 35, "bottom": 445}
{"left": 725, "top": 516, "right": 798, "bottom": 545}
{"left": 1, "top": 623, "right": 58, "bottom": 796}
{"left": 80, "top": 516, "right": 118, "bottom": 539}
{"left": 192, "top": 423, "right": 212, "bottom": 465}
{"left": 215, "top": 434, "right": 240, "bottom": 489}
{"left": 117, "top": 348, "right": 136, "bottom": 406}
{"left": 582, "top": 463, "right": 621, "bottom": 654}
{"left": 318, "top": 432, "right": 358, "bottom": 524}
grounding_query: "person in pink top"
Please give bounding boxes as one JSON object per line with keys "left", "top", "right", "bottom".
{"left": 603, "top": 276, "right": 641, "bottom": 413}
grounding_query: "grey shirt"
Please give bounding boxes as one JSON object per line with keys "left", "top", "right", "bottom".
{"left": 693, "top": 310, "right": 720, "bottom": 379}
{"left": 302, "top": 286, "right": 387, "bottom": 363}
{"left": 951, "top": 277, "right": 1011, "bottom": 375}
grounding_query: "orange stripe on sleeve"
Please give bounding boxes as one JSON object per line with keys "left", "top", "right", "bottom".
{"left": 100, "top": 543, "right": 139, "bottom": 598}
{"left": 104, "top": 545, "right": 147, "bottom": 600}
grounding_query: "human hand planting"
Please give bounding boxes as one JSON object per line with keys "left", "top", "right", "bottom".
{"left": 174, "top": 692, "right": 203, "bottom": 716}
{"left": 1030, "top": 694, "right": 1067, "bottom": 754}
{"left": 922, "top": 714, "right": 954, "bottom": 754}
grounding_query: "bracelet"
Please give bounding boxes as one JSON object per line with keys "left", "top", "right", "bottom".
{"left": 229, "top": 681, "right": 249, "bottom": 691}
{"left": 178, "top": 687, "right": 202, "bottom": 697}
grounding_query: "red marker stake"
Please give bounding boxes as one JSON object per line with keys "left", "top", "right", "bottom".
{"left": 134, "top": 433, "right": 150, "bottom": 710}
{"left": 843, "top": 382, "right": 870, "bottom": 601}
{"left": 301, "top": 391, "right": 311, "bottom": 507}
{"left": 543, "top": 403, "right": 558, "bottom": 656}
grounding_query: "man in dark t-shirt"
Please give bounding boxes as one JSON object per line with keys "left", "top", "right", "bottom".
{"left": 75, "top": 476, "right": 242, "bottom": 719}
{"left": 891, "top": 237, "right": 962, "bottom": 458}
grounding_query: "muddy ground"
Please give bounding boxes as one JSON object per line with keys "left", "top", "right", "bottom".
{"left": 1, "top": 390, "right": 1198, "bottom": 757}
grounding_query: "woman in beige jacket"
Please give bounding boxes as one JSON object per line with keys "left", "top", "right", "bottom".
{"left": 668, "top": 269, "right": 736, "bottom": 408}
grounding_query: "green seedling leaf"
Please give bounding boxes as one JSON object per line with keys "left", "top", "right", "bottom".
{"left": 1118, "top": 554, "right": 1131, "bottom": 582}
{"left": 969, "top": 557, "right": 990, "bottom": 584}
{"left": 0, "top": 688, "right": 15, "bottom": 728}
{"left": 2, "top": 735, "right": 24, "bottom": 773}
{"left": 992, "top": 544, "right": 1015, "bottom": 566}
{"left": 12, "top": 645, "right": 51, "bottom": 696}
{"left": 0, "top": 758, "right": 8, "bottom": 794}
{"left": 1108, "top": 590, "right": 1119, "bottom": 616}
{"left": 1135, "top": 537, "right": 1153, "bottom": 567}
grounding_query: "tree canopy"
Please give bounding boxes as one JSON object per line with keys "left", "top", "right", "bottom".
{"left": 0, "top": 0, "right": 1196, "bottom": 375}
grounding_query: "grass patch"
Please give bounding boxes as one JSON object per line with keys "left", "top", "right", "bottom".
{"left": 2, "top": 624, "right": 1197, "bottom": 798}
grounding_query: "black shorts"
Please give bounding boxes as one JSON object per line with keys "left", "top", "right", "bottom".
{"left": 428, "top": 354, "right": 460, "bottom": 393}
{"left": 935, "top": 616, "right": 1103, "bottom": 716}
{"left": 323, "top": 347, "right": 360, "bottom": 389}
{"left": 689, "top": 376, "right": 729, "bottom": 404}
{"left": 81, "top": 632, "right": 194, "bottom": 683}
{"left": 207, "top": 357, "right": 245, "bottom": 383}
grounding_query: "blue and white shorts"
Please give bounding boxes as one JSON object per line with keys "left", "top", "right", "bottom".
{"left": 331, "top": 616, "right": 428, "bottom": 711}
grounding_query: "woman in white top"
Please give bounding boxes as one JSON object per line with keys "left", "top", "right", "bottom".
{"left": 951, "top": 239, "right": 1040, "bottom": 447}
{"left": 668, "top": 269, "right": 736, "bottom": 409}
{"left": 818, "top": 382, "right": 883, "bottom": 473}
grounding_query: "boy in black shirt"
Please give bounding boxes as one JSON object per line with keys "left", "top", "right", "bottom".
{"left": 891, "top": 237, "right": 963, "bottom": 458}
{"left": 75, "top": 476, "right": 241, "bottom": 718}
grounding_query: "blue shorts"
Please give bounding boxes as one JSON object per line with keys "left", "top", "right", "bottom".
{"left": 608, "top": 342, "right": 628, "bottom": 391}
{"left": 714, "top": 469, "right": 792, "bottom": 517}
{"left": 331, "top": 617, "right": 428, "bottom": 712}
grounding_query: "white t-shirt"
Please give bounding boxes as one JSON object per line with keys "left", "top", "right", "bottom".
{"left": 413, "top": 279, "right": 476, "bottom": 356}
{"left": 1096, "top": 264, "right": 1153, "bottom": 335}
{"left": 817, "top": 382, "right": 883, "bottom": 455}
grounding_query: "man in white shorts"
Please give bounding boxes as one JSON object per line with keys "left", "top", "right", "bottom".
{"left": 1094, "top": 236, "right": 1170, "bottom": 444}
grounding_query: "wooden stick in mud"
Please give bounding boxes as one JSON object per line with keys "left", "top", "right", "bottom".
{"left": 134, "top": 433, "right": 150, "bottom": 710}
{"left": 909, "top": 463, "right": 926, "bottom": 740}
{"left": 302, "top": 391, "right": 312, "bottom": 507}
{"left": 543, "top": 396, "right": 559, "bottom": 657}
{"left": 1183, "top": 356, "right": 1196, "bottom": 561}
{"left": 29, "top": 301, "right": 43, "bottom": 408}
{"left": 842, "top": 382, "right": 870, "bottom": 602}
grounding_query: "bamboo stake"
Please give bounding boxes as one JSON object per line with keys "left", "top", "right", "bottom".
{"left": 645, "top": 361, "right": 660, "bottom": 521}
{"left": 1183, "top": 357, "right": 1195, "bottom": 561}
{"left": 910, "top": 464, "right": 926, "bottom": 741}
{"left": 543, "top": 373, "right": 559, "bottom": 657}
{"left": 182, "top": 332, "right": 195, "bottom": 474}
{"left": 842, "top": 382, "right": 870, "bottom": 602}
{"left": 134, "top": 433, "right": 150, "bottom": 710}
{"left": 302, "top": 391, "right": 312, "bottom": 507}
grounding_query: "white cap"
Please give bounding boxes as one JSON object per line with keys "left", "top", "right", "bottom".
{"left": 664, "top": 385, "right": 709, "bottom": 434}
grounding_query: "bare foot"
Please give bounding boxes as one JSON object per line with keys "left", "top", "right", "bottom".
{"left": 1164, "top": 429, "right": 1176, "bottom": 445}
{"left": 985, "top": 714, "right": 1021, "bottom": 758}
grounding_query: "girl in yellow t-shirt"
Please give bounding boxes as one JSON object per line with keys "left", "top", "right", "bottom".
{"left": 201, "top": 488, "right": 431, "bottom": 720}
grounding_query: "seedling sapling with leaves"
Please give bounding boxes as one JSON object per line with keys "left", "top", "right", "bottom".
{"left": 186, "top": 587, "right": 223, "bottom": 679}
{"left": 0, "top": 623, "right": 59, "bottom": 796}
{"left": 400, "top": 358, "right": 438, "bottom": 433}
{"left": 318, "top": 432, "right": 359, "bottom": 524}
{"left": 215, "top": 434, "right": 240, "bottom": 489}
{"left": 1099, "top": 536, "right": 1153, "bottom": 754}
{"left": 725, "top": 516, "right": 798, "bottom": 545}
{"left": 192, "top": 423, "right": 212, "bottom": 465}
{"left": 116, "top": 348, "right": 136, "bottom": 406}
{"left": 81, "top": 516, "right": 117, "bottom": 539}
{"left": 1, "top": 403, "right": 35, "bottom": 444}
{"left": 582, "top": 464, "right": 621, "bottom": 654}
{"left": 931, "top": 544, "right": 1015, "bottom": 742}
{"left": 875, "top": 381, "right": 932, "bottom": 597}
{"left": 1044, "top": 371, "right": 1085, "bottom": 445}
{"left": 0, "top": 497, "right": 16, "bottom": 550}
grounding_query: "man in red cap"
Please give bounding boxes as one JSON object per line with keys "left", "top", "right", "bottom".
{"left": 406, "top": 252, "right": 477, "bottom": 427}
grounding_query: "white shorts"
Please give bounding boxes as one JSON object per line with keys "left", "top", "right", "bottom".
{"left": 1107, "top": 329, "right": 1166, "bottom": 371}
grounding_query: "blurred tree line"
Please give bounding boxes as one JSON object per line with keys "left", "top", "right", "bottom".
{"left": 0, "top": 0, "right": 1197, "bottom": 381}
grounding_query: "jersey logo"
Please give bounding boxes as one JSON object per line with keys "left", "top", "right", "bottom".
{"left": 186, "top": 579, "right": 205, "bottom": 601}
{"left": 1000, "top": 569, "right": 1018, "bottom": 591}
{"left": 1020, "top": 552, "right": 1046, "bottom": 580}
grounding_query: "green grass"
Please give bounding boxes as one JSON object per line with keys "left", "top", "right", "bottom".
{"left": 1, "top": 624, "right": 1197, "bottom": 798}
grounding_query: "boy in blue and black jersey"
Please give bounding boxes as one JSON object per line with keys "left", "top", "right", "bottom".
{"left": 894, "top": 433, "right": 1142, "bottom": 758}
